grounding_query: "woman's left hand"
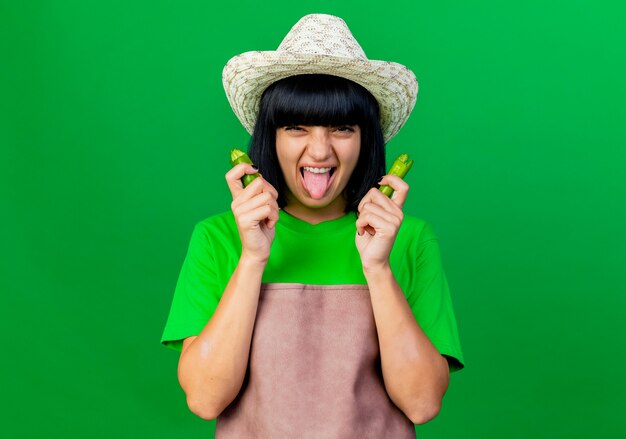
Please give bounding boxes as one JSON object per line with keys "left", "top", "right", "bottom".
{"left": 355, "top": 175, "right": 409, "bottom": 272}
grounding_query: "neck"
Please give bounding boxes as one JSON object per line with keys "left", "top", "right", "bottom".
{"left": 283, "top": 193, "right": 347, "bottom": 225}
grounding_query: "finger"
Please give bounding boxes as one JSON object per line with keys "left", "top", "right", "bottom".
{"left": 356, "top": 189, "right": 378, "bottom": 235}
{"left": 378, "top": 175, "right": 409, "bottom": 209}
{"left": 246, "top": 197, "right": 280, "bottom": 229}
{"left": 361, "top": 187, "right": 404, "bottom": 217}
{"left": 358, "top": 178, "right": 398, "bottom": 214}
{"left": 356, "top": 203, "right": 401, "bottom": 236}
{"left": 225, "top": 163, "right": 259, "bottom": 199}
{"left": 356, "top": 212, "right": 380, "bottom": 236}
{"left": 232, "top": 182, "right": 280, "bottom": 230}
{"left": 355, "top": 199, "right": 372, "bottom": 235}
{"left": 355, "top": 218, "right": 375, "bottom": 236}
{"left": 361, "top": 202, "right": 401, "bottom": 225}
{"left": 357, "top": 189, "right": 376, "bottom": 215}
{"left": 361, "top": 224, "right": 376, "bottom": 236}
{"left": 234, "top": 190, "right": 276, "bottom": 215}
{"left": 356, "top": 211, "right": 399, "bottom": 237}
{"left": 262, "top": 184, "right": 280, "bottom": 229}
{"left": 265, "top": 204, "right": 280, "bottom": 229}
{"left": 260, "top": 178, "right": 279, "bottom": 201}
{"left": 231, "top": 175, "right": 265, "bottom": 209}
{"left": 239, "top": 204, "right": 277, "bottom": 229}
{"left": 356, "top": 202, "right": 384, "bottom": 236}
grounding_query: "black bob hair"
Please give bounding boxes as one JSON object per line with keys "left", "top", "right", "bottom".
{"left": 248, "top": 74, "right": 386, "bottom": 213}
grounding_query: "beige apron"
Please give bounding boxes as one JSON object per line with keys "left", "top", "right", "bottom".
{"left": 216, "top": 283, "right": 416, "bottom": 438}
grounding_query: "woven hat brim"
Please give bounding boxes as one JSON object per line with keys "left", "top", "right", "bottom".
{"left": 223, "top": 51, "right": 418, "bottom": 143}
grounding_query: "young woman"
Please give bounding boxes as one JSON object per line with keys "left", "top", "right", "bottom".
{"left": 161, "top": 14, "right": 464, "bottom": 438}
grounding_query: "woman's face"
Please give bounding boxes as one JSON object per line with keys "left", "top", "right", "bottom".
{"left": 275, "top": 124, "right": 360, "bottom": 220}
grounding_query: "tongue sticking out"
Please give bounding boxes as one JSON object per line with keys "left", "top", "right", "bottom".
{"left": 302, "top": 169, "right": 331, "bottom": 199}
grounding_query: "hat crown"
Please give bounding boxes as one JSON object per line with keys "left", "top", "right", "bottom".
{"left": 277, "top": 14, "right": 367, "bottom": 60}
{"left": 222, "top": 13, "right": 418, "bottom": 143}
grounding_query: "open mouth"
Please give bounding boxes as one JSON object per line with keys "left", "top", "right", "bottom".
{"left": 299, "top": 166, "right": 337, "bottom": 199}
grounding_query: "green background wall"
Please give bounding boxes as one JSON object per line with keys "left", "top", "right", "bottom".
{"left": 2, "top": 1, "right": 625, "bottom": 437}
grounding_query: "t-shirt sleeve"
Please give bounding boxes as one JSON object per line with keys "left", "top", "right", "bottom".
{"left": 160, "top": 222, "right": 222, "bottom": 353}
{"left": 407, "top": 222, "right": 465, "bottom": 372}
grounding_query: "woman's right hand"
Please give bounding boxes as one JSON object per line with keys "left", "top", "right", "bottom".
{"left": 226, "top": 163, "right": 279, "bottom": 264}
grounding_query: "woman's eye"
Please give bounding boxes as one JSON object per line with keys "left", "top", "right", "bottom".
{"left": 285, "top": 125, "right": 303, "bottom": 131}
{"left": 335, "top": 126, "right": 355, "bottom": 133}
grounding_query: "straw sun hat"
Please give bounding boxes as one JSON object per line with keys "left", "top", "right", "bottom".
{"left": 222, "top": 13, "right": 418, "bottom": 143}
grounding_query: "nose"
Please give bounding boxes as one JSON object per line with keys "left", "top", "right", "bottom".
{"left": 306, "top": 127, "right": 333, "bottom": 161}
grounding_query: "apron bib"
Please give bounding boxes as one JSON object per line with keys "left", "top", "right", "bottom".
{"left": 216, "top": 283, "right": 415, "bottom": 438}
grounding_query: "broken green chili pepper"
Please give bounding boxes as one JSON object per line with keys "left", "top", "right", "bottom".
{"left": 230, "top": 148, "right": 259, "bottom": 187}
{"left": 379, "top": 153, "right": 413, "bottom": 197}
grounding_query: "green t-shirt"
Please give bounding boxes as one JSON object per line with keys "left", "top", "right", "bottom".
{"left": 161, "top": 209, "right": 465, "bottom": 372}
